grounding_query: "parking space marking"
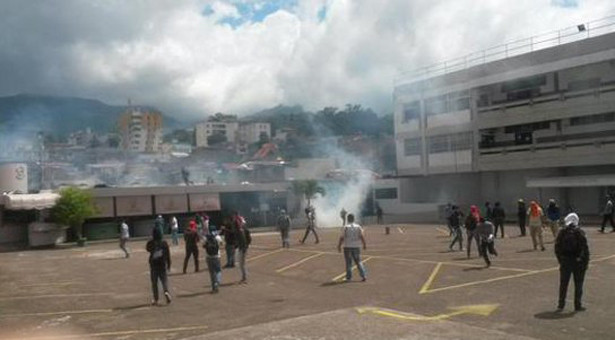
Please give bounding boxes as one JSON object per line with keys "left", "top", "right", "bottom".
{"left": 331, "top": 256, "right": 374, "bottom": 282}
{"left": 20, "top": 282, "right": 81, "bottom": 288}
{"left": 17, "top": 325, "right": 210, "bottom": 340}
{"left": 247, "top": 249, "right": 285, "bottom": 262}
{"left": 435, "top": 227, "right": 449, "bottom": 236}
{"left": 0, "top": 309, "right": 113, "bottom": 318}
{"left": 419, "top": 262, "right": 442, "bottom": 294}
{"left": 357, "top": 304, "right": 499, "bottom": 321}
{"left": 276, "top": 253, "right": 324, "bottom": 273}
{"left": 397, "top": 227, "right": 405, "bottom": 234}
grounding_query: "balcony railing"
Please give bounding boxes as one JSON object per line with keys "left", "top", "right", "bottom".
{"left": 396, "top": 15, "right": 615, "bottom": 86}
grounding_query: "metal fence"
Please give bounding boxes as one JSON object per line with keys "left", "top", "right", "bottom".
{"left": 395, "top": 15, "right": 615, "bottom": 85}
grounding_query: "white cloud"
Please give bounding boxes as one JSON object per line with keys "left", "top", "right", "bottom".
{"left": 1, "top": 0, "right": 614, "bottom": 120}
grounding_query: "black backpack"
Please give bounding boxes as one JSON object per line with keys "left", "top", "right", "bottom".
{"left": 559, "top": 227, "right": 580, "bottom": 256}
{"left": 244, "top": 228, "right": 252, "bottom": 246}
{"left": 151, "top": 241, "right": 165, "bottom": 264}
{"left": 204, "top": 234, "right": 219, "bottom": 256}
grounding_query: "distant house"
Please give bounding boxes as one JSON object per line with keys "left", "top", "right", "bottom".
{"left": 118, "top": 108, "right": 163, "bottom": 153}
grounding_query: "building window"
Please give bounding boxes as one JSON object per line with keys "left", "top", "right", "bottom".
{"left": 450, "top": 132, "right": 473, "bottom": 151}
{"left": 375, "top": 188, "right": 398, "bottom": 199}
{"left": 502, "top": 75, "right": 546, "bottom": 92}
{"left": 570, "top": 112, "right": 615, "bottom": 126}
{"left": 404, "top": 138, "right": 421, "bottom": 156}
{"left": 428, "top": 135, "right": 449, "bottom": 154}
{"left": 403, "top": 101, "right": 420, "bottom": 122}
{"left": 424, "top": 95, "right": 448, "bottom": 116}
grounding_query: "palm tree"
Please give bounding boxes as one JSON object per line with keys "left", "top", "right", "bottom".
{"left": 292, "top": 180, "right": 326, "bottom": 208}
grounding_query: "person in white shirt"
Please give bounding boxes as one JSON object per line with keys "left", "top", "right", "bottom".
{"left": 170, "top": 216, "right": 179, "bottom": 246}
{"left": 337, "top": 214, "right": 367, "bottom": 282}
{"left": 119, "top": 220, "right": 130, "bottom": 258}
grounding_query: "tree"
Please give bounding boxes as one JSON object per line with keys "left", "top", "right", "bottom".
{"left": 51, "top": 187, "right": 97, "bottom": 245}
{"left": 292, "top": 180, "right": 326, "bottom": 208}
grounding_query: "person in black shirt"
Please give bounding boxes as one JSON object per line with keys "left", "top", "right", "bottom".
{"left": 146, "top": 227, "right": 171, "bottom": 305}
{"left": 517, "top": 199, "right": 527, "bottom": 237}
{"left": 492, "top": 202, "right": 506, "bottom": 238}
{"left": 183, "top": 220, "right": 200, "bottom": 274}
{"left": 448, "top": 206, "right": 464, "bottom": 251}
{"left": 555, "top": 213, "right": 589, "bottom": 312}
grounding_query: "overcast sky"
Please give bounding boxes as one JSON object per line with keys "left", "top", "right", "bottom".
{"left": 1, "top": 0, "right": 614, "bottom": 120}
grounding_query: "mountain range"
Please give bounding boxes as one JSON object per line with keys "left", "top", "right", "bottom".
{"left": 0, "top": 94, "right": 185, "bottom": 137}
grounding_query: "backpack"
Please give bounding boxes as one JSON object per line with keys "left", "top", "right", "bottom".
{"left": 559, "top": 227, "right": 580, "bottom": 256}
{"left": 204, "top": 235, "right": 219, "bottom": 256}
{"left": 151, "top": 242, "right": 164, "bottom": 263}
{"left": 244, "top": 228, "right": 252, "bottom": 246}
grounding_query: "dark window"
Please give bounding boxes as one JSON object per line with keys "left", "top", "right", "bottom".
{"left": 375, "top": 188, "right": 398, "bottom": 199}
{"left": 404, "top": 138, "right": 421, "bottom": 156}
{"left": 502, "top": 75, "right": 547, "bottom": 92}
{"left": 450, "top": 132, "right": 473, "bottom": 151}
{"left": 428, "top": 135, "right": 450, "bottom": 154}
{"left": 452, "top": 97, "right": 470, "bottom": 111}
{"left": 568, "top": 78, "right": 601, "bottom": 92}
{"left": 570, "top": 112, "right": 615, "bottom": 126}
{"left": 403, "top": 101, "right": 420, "bottom": 122}
{"left": 424, "top": 95, "right": 448, "bottom": 116}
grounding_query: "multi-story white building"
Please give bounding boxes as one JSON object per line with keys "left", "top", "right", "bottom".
{"left": 118, "top": 109, "right": 163, "bottom": 153}
{"left": 239, "top": 122, "right": 271, "bottom": 144}
{"left": 391, "top": 19, "right": 615, "bottom": 219}
{"left": 195, "top": 120, "right": 239, "bottom": 147}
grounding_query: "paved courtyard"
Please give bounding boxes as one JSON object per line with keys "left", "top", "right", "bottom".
{"left": 1, "top": 223, "right": 614, "bottom": 339}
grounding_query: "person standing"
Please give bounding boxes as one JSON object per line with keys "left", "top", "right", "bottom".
{"left": 221, "top": 219, "right": 236, "bottom": 268}
{"left": 232, "top": 211, "right": 251, "bottom": 284}
{"left": 492, "top": 202, "right": 506, "bottom": 238}
{"left": 183, "top": 220, "right": 200, "bottom": 274}
{"left": 340, "top": 208, "right": 347, "bottom": 226}
{"left": 146, "top": 227, "right": 172, "bottom": 305}
{"left": 119, "top": 219, "right": 130, "bottom": 258}
{"left": 300, "top": 206, "right": 319, "bottom": 244}
{"left": 170, "top": 216, "right": 179, "bottom": 246}
{"left": 484, "top": 202, "right": 493, "bottom": 222}
{"left": 465, "top": 205, "right": 481, "bottom": 259}
{"left": 517, "top": 199, "right": 527, "bottom": 237}
{"left": 448, "top": 206, "right": 464, "bottom": 251}
{"left": 555, "top": 213, "right": 589, "bottom": 312}
{"left": 337, "top": 214, "right": 367, "bottom": 282}
{"left": 277, "top": 209, "right": 291, "bottom": 248}
{"left": 154, "top": 215, "right": 165, "bottom": 239}
{"left": 528, "top": 201, "right": 546, "bottom": 251}
{"left": 599, "top": 195, "right": 614, "bottom": 233}
{"left": 477, "top": 218, "right": 498, "bottom": 267}
{"left": 444, "top": 203, "right": 453, "bottom": 236}
{"left": 546, "top": 199, "right": 561, "bottom": 238}
{"left": 204, "top": 230, "right": 224, "bottom": 293}
{"left": 376, "top": 204, "right": 383, "bottom": 225}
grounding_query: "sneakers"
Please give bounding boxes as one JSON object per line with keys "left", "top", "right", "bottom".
{"left": 151, "top": 300, "right": 158, "bottom": 306}
{"left": 575, "top": 306, "right": 586, "bottom": 312}
{"left": 361, "top": 277, "right": 366, "bottom": 282}
{"left": 541, "top": 246, "right": 546, "bottom": 251}
{"left": 164, "top": 291, "right": 172, "bottom": 304}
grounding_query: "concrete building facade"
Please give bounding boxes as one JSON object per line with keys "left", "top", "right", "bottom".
{"left": 118, "top": 109, "right": 163, "bottom": 153}
{"left": 195, "top": 121, "right": 239, "bottom": 147}
{"left": 239, "top": 122, "right": 271, "bottom": 144}
{"left": 392, "top": 25, "right": 615, "bottom": 220}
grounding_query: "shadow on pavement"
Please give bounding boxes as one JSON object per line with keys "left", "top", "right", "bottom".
{"left": 462, "top": 266, "right": 486, "bottom": 272}
{"left": 534, "top": 310, "right": 576, "bottom": 320}
{"left": 114, "top": 303, "right": 151, "bottom": 311}
{"left": 516, "top": 249, "right": 537, "bottom": 254}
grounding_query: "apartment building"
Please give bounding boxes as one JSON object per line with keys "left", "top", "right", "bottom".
{"left": 239, "top": 122, "right": 271, "bottom": 144}
{"left": 195, "top": 118, "right": 271, "bottom": 148}
{"left": 118, "top": 109, "right": 163, "bottom": 153}
{"left": 392, "top": 20, "right": 615, "bottom": 218}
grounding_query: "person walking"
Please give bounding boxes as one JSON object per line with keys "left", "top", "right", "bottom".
{"left": 119, "top": 219, "right": 130, "bottom": 258}
{"left": 477, "top": 217, "right": 498, "bottom": 267}
{"left": 517, "top": 199, "right": 527, "bottom": 237}
{"left": 183, "top": 220, "right": 200, "bottom": 274}
{"left": 232, "top": 211, "right": 251, "bottom": 284}
{"left": 599, "top": 195, "right": 614, "bottom": 233}
{"left": 277, "top": 209, "right": 291, "bottom": 248}
{"left": 300, "top": 206, "right": 319, "bottom": 244}
{"left": 555, "top": 213, "right": 590, "bottom": 312}
{"left": 448, "top": 205, "right": 464, "bottom": 251}
{"left": 221, "top": 219, "right": 236, "bottom": 268}
{"left": 528, "top": 201, "right": 546, "bottom": 251}
{"left": 170, "top": 215, "right": 179, "bottom": 246}
{"left": 465, "top": 205, "right": 481, "bottom": 259}
{"left": 546, "top": 199, "right": 561, "bottom": 238}
{"left": 444, "top": 203, "right": 454, "bottom": 236}
{"left": 204, "top": 230, "right": 224, "bottom": 293}
{"left": 337, "top": 214, "right": 367, "bottom": 282}
{"left": 484, "top": 202, "right": 493, "bottom": 222}
{"left": 154, "top": 215, "right": 165, "bottom": 238}
{"left": 492, "top": 202, "right": 506, "bottom": 238}
{"left": 146, "top": 227, "right": 172, "bottom": 305}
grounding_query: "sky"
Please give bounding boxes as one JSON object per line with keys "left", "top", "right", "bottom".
{"left": 1, "top": 0, "right": 614, "bottom": 120}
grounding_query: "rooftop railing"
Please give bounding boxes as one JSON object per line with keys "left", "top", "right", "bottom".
{"left": 395, "top": 15, "right": 615, "bottom": 86}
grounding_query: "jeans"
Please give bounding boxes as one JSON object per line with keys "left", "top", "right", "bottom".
{"left": 449, "top": 227, "right": 463, "bottom": 250}
{"left": 600, "top": 213, "right": 615, "bottom": 232}
{"left": 301, "top": 223, "right": 319, "bottom": 243}
{"left": 150, "top": 265, "right": 169, "bottom": 302}
{"left": 559, "top": 259, "right": 586, "bottom": 309}
{"left": 479, "top": 239, "right": 497, "bottom": 266}
{"left": 238, "top": 248, "right": 248, "bottom": 281}
{"left": 518, "top": 215, "right": 526, "bottom": 236}
{"left": 119, "top": 238, "right": 130, "bottom": 257}
{"left": 546, "top": 220, "right": 560, "bottom": 238}
{"left": 280, "top": 228, "right": 290, "bottom": 248}
{"left": 206, "top": 256, "right": 222, "bottom": 291}
{"left": 343, "top": 247, "right": 366, "bottom": 280}
{"left": 530, "top": 225, "right": 544, "bottom": 250}
{"left": 466, "top": 229, "right": 480, "bottom": 258}
{"left": 493, "top": 218, "right": 505, "bottom": 238}
{"left": 171, "top": 229, "right": 179, "bottom": 245}
{"left": 225, "top": 243, "right": 235, "bottom": 267}
{"left": 183, "top": 246, "right": 199, "bottom": 273}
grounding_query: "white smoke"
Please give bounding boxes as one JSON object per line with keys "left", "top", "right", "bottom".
{"left": 312, "top": 174, "right": 374, "bottom": 228}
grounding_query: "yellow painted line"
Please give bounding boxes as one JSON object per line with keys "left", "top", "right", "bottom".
{"left": 357, "top": 304, "right": 499, "bottom": 321}
{"left": 0, "top": 309, "right": 113, "bottom": 318}
{"left": 276, "top": 253, "right": 324, "bottom": 273}
{"left": 397, "top": 227, "right": 405, "bottom": 234}
{"left": 0, "top": 293, "right": 112, "bottom": 301}
{"left": 17, "top": 325, "right": 209, "bottom": 340}
{"left": 246, "top": 248, "right": 285, "bottom": 262}
{"left": 369, "top": 254, "right": 533, "bottom": 273}
{"left": 422, "top": 266, "right": 560, "bottom": 294}
{"left": 419, "top": 262, "right": 443, "bottom": 294}
{"left": 331, "top": 256, "right": 373, "bottom": 282}
{"left": 435, "top": 227, "right": 449, "bottom": 236}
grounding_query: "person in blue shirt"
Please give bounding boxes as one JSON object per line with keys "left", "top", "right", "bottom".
{"left": 546, "top": 199, "right": 561, "bottom": 238}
